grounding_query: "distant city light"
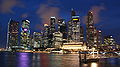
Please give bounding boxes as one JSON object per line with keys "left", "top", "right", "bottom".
{"left": 25, "top": 20, "right": 30, "bottom": 23}
{"left": 99, "top": 30, "right": 101, "bottom": 32}
{"left": 24, "top": 28, "right": 28, "bottom": 31}
{"left": 90, "top": 62, "right": 98, "bottom": 67}
{"left": 90, "top": 11, "right": 93, "bottom": 13}
{"left": 44, "top": 24, "right": 48, "bottom": 26}
{"left": 72, "top": 16, "right": 79, "bottom": 18}
{"left": 51, "top": 16, "right": 56, "bottom": 18}
{"left": 73, "top": 19, "right": 79, "bottom": 21}
{"left": 6, "top": 9, "right": 118, "bottom": 55}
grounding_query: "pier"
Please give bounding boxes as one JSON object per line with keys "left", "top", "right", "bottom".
{"left": 78, "top": 51, "right": 120, "bottom": 64}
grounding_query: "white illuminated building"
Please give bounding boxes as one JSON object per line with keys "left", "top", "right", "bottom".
{"left": 61, "top": 42, "right": 88, "bottom": 51}
{"left": 53, "top": 31, "right": 63, "bottom": 48}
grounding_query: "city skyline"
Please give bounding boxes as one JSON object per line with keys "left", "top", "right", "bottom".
{"left": 0, "top": 0, "right": 120, "bottom": 48}
{"left": 4, "top": 10, "right": 117, "bottom": 50}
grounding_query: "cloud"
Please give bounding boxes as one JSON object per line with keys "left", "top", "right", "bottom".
{"left": 21, "top": 13, "right": 28, "bottom": 18}
{"left": 90, "top": 6, "right": 105, "bottom": 24}
{"left": 36, "top": 0, "right": 60, "bottom": 25}
{"left": 35, "top": 24, "right": 44, "bottom": 31}
{"left": 0, "top": 0, "right": 24, "bottom": 14}
{"left": 82, "top": 5, "right": 105, "bottom": 24}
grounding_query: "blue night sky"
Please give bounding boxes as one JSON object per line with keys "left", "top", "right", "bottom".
{"left": 0, "top": 0, "right": 120, "bottom": 48}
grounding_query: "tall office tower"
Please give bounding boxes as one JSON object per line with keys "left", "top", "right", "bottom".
{"left": 7, "top": 19, "right": 19, "bottom": 49}
{"left": 49, "top": 17, "right": 56, "bottom": 47}
{"left": 58, "top": 19, "right": 67, "bottom": 40}
{"left": 93, "top": 28, "right": 102, "bottom": 48}
{"left": 43, "top": 24, "right": 50, "bottom": 48}
{"left": 94, "top": 27, "right": 97, "bottom": 47}
{"left": 29, "top": 35, "right": 34, "bottom": 48}
{"left": 68, "top": 9, "right": 76, "bottom": 42}
{"left": 104, "top": 35, "right": 116, "bottom": 46}
{"left": 33, "top": 32, "right": 43, "bottom": 48}
{"left": 68, "top": 20, "right": 73, "bottom": 42}
{"left": 97, "top": 30, "right": 102, "bottom": 46}
{"left": 50, "top": 17, "right": 56, "bottom": 33}
{"left": 80, "top": 26, "right": 84, "bottom": 44}
{"left": 72, "top": 15, "right": 80, "bottom": 42}
{"left": 53, "top": 31, "right": 63, "bottom": 48}
{"left": 86, "top": 11, "right": 95, "bottom": 47}
{"left": 20, "top": 20, "right": 30, "bottom": 48}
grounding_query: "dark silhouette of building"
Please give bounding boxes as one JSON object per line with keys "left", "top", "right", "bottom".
{"left": 58, "top": 19, "right": 67, "bottom": 40}
{"left": 49, "top": 17, "right": 56, "bottom": 47}
{"left": 43, "top": 24, "right": 50, "bottom": 48}
{"left": 86, "top": 11, "right": 95, "bottom": 47}
{"left": 80, "top": 26, "right": 84, "bottom": 44}
{"left": 7, "top": 19, "right": 19, "bottom": 49}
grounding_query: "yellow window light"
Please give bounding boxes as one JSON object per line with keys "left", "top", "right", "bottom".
{"left": 73, "top": 19, "right": 79, "bottom": 21}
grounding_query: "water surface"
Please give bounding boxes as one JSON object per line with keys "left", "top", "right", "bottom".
{"left": 0, "top": 52, "right": 120, "bottom": 67}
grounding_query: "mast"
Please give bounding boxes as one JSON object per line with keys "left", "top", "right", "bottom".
{"left": 6, "top": 19, "right": 12, "bottom": 49}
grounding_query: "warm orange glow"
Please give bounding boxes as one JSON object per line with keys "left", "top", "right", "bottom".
{"left": 44, "top": 24, "right": 48, "bottom": 26}
{"left": 90, "top": 62, "right": 98, "bottom": 67}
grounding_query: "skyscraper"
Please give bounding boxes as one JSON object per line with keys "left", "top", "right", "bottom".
{"left": 80, "top": 26, "right": 84, "bottom": 44}
{"left": 58, "top": 19, "right": 67, "bottom": 40}
{"left": 50, "top": 17, "right": 56, "bottom": 33}
{"left": 53, "top": 31, "right": 63, "bottom": 48}
{"left": 86, "top": 11, "right": 95, "bottom": 47}
{"left": 7, "top": 19, "right": 19, "bottom": 49}
{"left": 72, "top": 15, "right": 80, "bottom": 42}
{"left": 20, "top": 20, "right": 30, "bottom": 48}
{"left": 68, "top": 20, "right": 73, "bottom": 42}
{"left": 49, "top": 17, "right": 56, "bottom": 47}
{"left": 68, "top": 9, "right": 80, "bottom": 42}
{"left": 33, "top": 32, "right": 43, "bottom": 48}
{"left": 97, "top": 30, "right": 102, "bottom": 47}
{"left": 43, "top": 24, "right": 50, "bottom": 48}
{"left": 94, "top": 27, "right": 98, "bottom": 47}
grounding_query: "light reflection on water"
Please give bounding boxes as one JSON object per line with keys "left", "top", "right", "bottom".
{"left": 90, "top": 62, "right": 98, "bottom": 67}
{"left": 18, "top": 53, "right": 30, "bottom": 67}
{"left": 0, "top": 52, "right": 120, "bottom": 67}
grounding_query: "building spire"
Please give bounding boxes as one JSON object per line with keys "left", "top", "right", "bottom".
{"left": 71, "top": 8, "right": 76, "bottom": 16}
{"left": 71, "top": 8, "right": 74, "bottom": 11}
